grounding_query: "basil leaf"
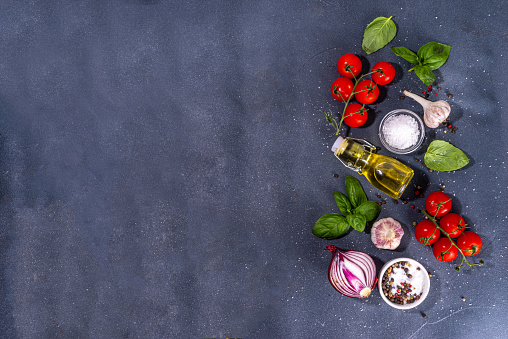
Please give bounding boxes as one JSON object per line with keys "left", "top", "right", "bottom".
{"left": 312, "top": 213, "right": 350, "bottom": 239}
{"left": 345, "top": 176, "right": 368, "bottom": 208}
{"left": 417, "top": 42, "right": 451, "bottom": 70}
{"left": 347, "top": 214, "right": 367, "bottom": 232}
{"left": 362, "top": 16, "right": 397, "bottom": 55}
{"left": 353, "top": 201, "right": 381, "bottom": 222}
{"left": 391, "top": 46, "right": 419, "bottom": 65}
{"left": 334, "top": 191, "right": 352, "bottom": 215}
{"left": 414, "top": 65, "right": 435, "bottom": 86}
{"left": 424, "top": 140, "right": 469, "bottom": 171}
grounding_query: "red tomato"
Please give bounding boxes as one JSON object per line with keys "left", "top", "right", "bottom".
{"left": 330, "top": 77, "right": 354, "bottom": 102}
{"left": 439, "top": 213, "right": 467, "bottom": 238}
{"left": 354, "top": 80, "right": 379, "bottom": 105}
{"left": 343, "top": 103, "right": 368, "bottom": 128}
{"left": 432, "top": 237, "right": 459, "bottom": 262}
{"left": 337, "top": 54, "right": 362, "bottom": 78}
{"left": 425, "top": 191, "right": 452, "bottom": 218}
{"left": 457, "top": 231, "right": 483, "bottom": 256}
{"left": 371, "top": 62, "right": 396, "bottom": 85}
{"left": 414, "top": 220, "right": 440, "bottom": 245}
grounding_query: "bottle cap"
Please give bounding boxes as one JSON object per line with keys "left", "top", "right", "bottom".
{"left": 331, "top": 136, "right": 344, "bottom": 153}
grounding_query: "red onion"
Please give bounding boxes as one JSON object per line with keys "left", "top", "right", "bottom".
{"left": 325, "top": 245, "right": 377, "bottom": 298}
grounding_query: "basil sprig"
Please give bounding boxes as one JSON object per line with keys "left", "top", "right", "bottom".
{"left": 312, "top": 176, "right": 381, "bottom": 239}
{"left": 362, "top": 16, "right": 397, "bottom": 55}
{"left": 391, "top": 42, "right": 451, "bottom": 85}
{"left": 424, "top": 140, "right": 469, "bottom": 172}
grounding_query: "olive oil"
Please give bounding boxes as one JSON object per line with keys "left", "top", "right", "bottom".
{"left": 332, "top": 137, "right": 414, "bottom": 199}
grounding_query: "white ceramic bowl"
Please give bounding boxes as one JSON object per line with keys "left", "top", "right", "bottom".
{"left": 378, "top": 257, "right": 430, "bottom": 310}
{"left": 378, "top": 109, "right": 425, "bottom": 154}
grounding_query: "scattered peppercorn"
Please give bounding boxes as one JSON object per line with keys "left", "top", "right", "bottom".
{"left": 422, "top": 313, "right": 427, "bottom": 318}
{"left": 382, "top": 200, "right": 386, "bottom": 204}
{"left": 437, "top": 87, "right": 441, "bottom": 90}
{"left": 393, "top": 199, "right": 398, "bottom": 204}
{"left": 334, "top": 173, "right": 339, "bottom": 178}
{"left": 413, "top": 222, "right": 417, "bottom": 226}
{"left": 402, "top": 200, "right": 407, "bottom": 204}
{"left": 429, "top": 273, "right": 433, "bottom": 277}
{"left": 416, "top": 209, "right": 421, "bottom": 213}
{"left": 424, "top": 93, "right": 429, "bottom": 98}
{"left": 414, "top": 158, "right": 419, "bottom": 162}
{"left": 400, "top": 95, "right": 405, "bottom": 100}
{"left": 377, "top": 194, "right": 381, "bottom": 198}
{"left": 447, "top": 93, "right": 453, "bottom": 98}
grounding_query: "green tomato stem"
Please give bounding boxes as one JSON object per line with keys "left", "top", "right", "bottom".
{"left": 336, "top": 71, "right": 377, "bottom": 134}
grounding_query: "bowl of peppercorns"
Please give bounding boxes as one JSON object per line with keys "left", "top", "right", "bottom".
{"left": 378, "top": 258, "right": 430, "bottom": 309}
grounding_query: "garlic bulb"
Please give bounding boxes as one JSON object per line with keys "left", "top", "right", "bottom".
{"left": 403, "top": 90, "right": 451, "bottom": 128}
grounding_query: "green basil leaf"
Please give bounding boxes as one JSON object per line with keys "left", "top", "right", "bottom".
{"left": 345, "top": 176, "right": 368, "bottom": 208}
{"left": 333, "top": 191, "right": 352, "bottom": 215}
{"left": 417, "top": 42, "right": 451, "bottom": 70}
{"left": 347, "top": 214, "right": 367, "bottom": 232}
{"left": 391, "top": 46, "right": 419, "bottom": 65}
{"left": 353, "top": 201, "right": 381, "bottom": 222}
{"left": 414, "top": 65, "right": 435, "bottom": 86}
{"left": 362, "top": 16, "right": 397, "bottom": 55}
{"left": 312, "top": 213, "right": 350, "bottom": 239}
{"left": 424, "top": 140, "right": 469, "bottom": 171}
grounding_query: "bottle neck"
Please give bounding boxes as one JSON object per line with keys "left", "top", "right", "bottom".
{"left": 335, "top": 138, "right": 371, "bottom": 172}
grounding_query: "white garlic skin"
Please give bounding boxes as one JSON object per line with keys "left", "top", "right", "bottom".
{"left": 403, "top": 90, "right": 451, "bottom": 129}
{"left": 424, "top": 100, "right": 451, "bottom": 128}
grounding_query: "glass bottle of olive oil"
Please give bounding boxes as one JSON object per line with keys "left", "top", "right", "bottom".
{"left": 331, "top": 137, "right": 414, "bottom": 199}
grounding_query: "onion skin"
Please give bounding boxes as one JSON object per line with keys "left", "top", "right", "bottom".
{"left": 325, "top": 245, "right": 377, "bottom": 298}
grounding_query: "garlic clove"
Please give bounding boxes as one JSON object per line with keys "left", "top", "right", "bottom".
{"left": 403, "top": 90, "right": 451, "bottom": 128}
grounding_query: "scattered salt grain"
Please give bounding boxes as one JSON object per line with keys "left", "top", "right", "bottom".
{"left": 382, "top": 114, "right": 419, "bottom": 149}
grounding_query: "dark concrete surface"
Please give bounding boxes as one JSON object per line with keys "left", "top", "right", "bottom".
{"left": 0, "top": 1, "right": 507, "bottom": 338}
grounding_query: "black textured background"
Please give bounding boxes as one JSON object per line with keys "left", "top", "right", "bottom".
{"left": 0, "top": 1, "right": 507, "bottom": 338}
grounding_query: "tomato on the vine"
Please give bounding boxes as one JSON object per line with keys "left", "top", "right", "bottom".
{"left": 371, "top": 62, "right": 395, "bottom": 85}
{"left": 457, "top": 231, "right": 483, "bottom": 256}
{"left": 337, "top": 54, "right": 362, "bottom": 79}
{"left": 343, "top": 103, "right": 368, "bottom": 127}
{"left": 354, "top": 80, "right": 379, "bottom": 105}
{"left": 425, "top": 191, "right": 452, "bottom": 217}
{"left": 330, "top": 77, "right": 354, "bottom": 102}
{"left": 432, "top": 237, "right": 459, "bottom": 262}
{"left": 439, "top": 213, "right": 467, "bottom": 238}
{"left": 415, "top": 220, "right": 440, "bottom": 245}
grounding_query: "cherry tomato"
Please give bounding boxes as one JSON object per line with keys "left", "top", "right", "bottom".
{"left": 425, "top": 191, "right": 452, "bottom": 218}
{"left": 414, "top": 220, "right": 440, "bottom": 245}
{"left": 371, "top": 62, "right": 396, "bottom": 85}
{"left": 343, "top": 103, "right": 368, "bottom": 128}
{"left": 337, "top": 54, "right": 362, "bottom": 79}
{"left": 457, "top": 231, "right": 483, "bottom": 256}
{"left": 330, "top": 77, "right": 354, "bottom": 102}
{"left": 439, "top": 213, "right": 467, "bottom": 238}
{"left": 432, "top": 237, "right": 459, "bottom": 262}
{"left": 354, "top": 80, "right": 379, "bottom": 105}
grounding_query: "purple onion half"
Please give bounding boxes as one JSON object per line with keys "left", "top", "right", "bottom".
{"left": 326, "top": 245, "right": 377, "bottom": 298}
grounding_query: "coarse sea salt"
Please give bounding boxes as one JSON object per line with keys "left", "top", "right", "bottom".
{"left": 382, "top": 114, "right": 419, "bottom": 149}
